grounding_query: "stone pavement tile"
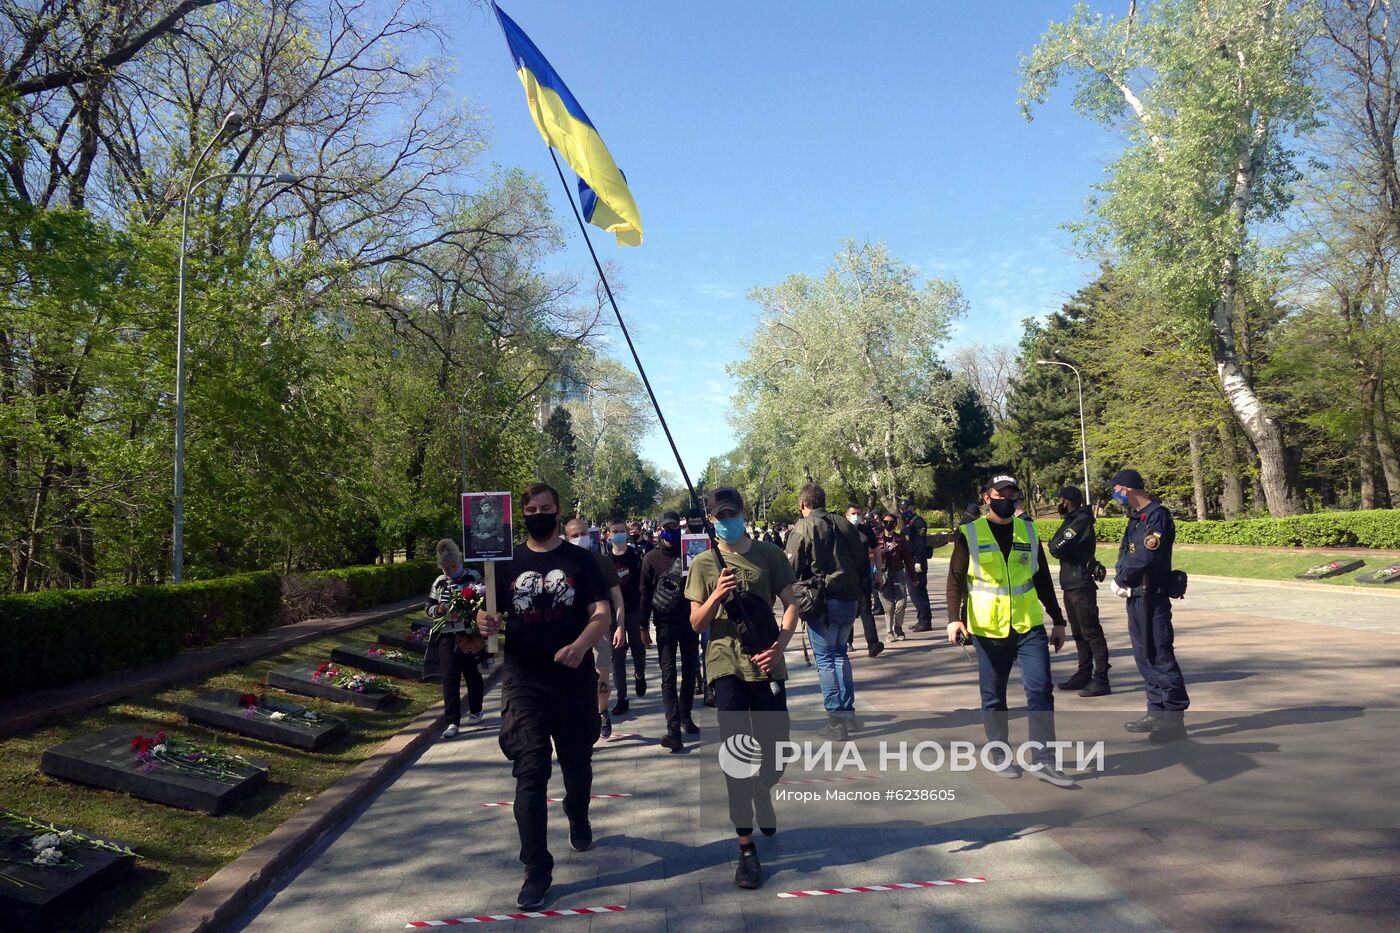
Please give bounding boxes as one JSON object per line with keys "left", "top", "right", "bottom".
{"left": 583, "top": 905, "right": 667, "bottom": 931}
{"left": 1133, "top": 876, "right": 1400, "bottom": 928}
{"left": 1094, "top": 850, "right": 1400, "bottom": 897}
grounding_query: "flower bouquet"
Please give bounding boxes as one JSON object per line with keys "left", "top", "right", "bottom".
{"left": 236, "top": 692, "right": 324, "bottom": 725}
{"left": 129, "top": 731, "right": 254, "bottom": 783}
{"left": 312, "top": 663, "right": 403, "bottom": 697}
{"left": 366, "top": 646, "right": 413, "bottom": 663}
{"left": 0, "top": 810, "right": 137, "bottom": 889}
{"left": 435, "top": 583, "right": 490, "bottom": 652}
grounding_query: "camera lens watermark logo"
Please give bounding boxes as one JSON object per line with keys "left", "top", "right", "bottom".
{"left": 718, "top": 733, "right": 763, "bottom": 779}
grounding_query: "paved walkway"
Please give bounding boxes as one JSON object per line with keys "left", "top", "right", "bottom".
{"left": 235, "top": 575, "right": 1400, "bottom": 932}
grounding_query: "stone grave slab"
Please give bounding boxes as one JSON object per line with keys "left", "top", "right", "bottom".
{"left": 376, "top": 630, "right": 428, "bottom": 653}
{"left": 266, "top": 666, "right": 400, "bottom": 710}
{"left": 330, "top": 644, "right": 422, "bottom": 680}
{"left": 178, "top": 689, "right": 346, "bottom": 751}
{"left": 0, "top": 809, "right": 138, "bottom": 929}
{"left": 1356, "top": 563, "right": 1400, "bottom": 585}
{"left": 40, "top": 726, "right": 267, "bottom": 815}
{"left": 1295, "top": 558, "right": 1365, "bottom": 579}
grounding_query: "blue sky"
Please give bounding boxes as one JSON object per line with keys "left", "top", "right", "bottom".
{"left": 446, "top": 1, "right": 1119, "bottom": 480}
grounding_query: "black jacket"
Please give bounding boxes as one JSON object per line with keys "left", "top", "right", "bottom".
{"left": 1048, "top": 505, "right": 1098, "bottom": 592}
{"left": 639, "top": 543, "right": 688, "bottom": 628}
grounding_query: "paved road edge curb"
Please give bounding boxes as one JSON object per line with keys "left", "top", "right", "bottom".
{"left": 149, "top": 664, "right": 504, "bottom": 933}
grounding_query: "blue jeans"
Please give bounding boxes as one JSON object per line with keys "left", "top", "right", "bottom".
{"left": 973, "top": 625, "right": 1056, "bottom": 764}
{"left": 807, "top": 598, "right": 857, "bottom": 714}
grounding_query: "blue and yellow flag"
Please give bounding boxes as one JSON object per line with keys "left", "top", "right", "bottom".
{"left": 493, "top": 3, "right": 643, "bottom": 246}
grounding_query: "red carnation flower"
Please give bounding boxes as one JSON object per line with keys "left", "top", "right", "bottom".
{"left": 316, "top": 663, "right": 330, "bottom": 674}
{"left": 130, "top": 735, "right": 143, "bottom": 749}
{"left": 237, "top": 693, "right": 258, "bottom": 708}
{"left": 155, "top": 731, "right": 167, "bottom": 744}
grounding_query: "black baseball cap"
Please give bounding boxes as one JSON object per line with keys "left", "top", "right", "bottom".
{"left": 1108, "top": 469, "right": 1145, "bottom": 490}
{"left": 661, "top": 510, "right": 681, "bottom": 524}
{"left": 707, "top": 486, "right": 745, "bottom": 515}
{"left": 1056, "top": 485, "right": 1084, "bottom": 505}
{"left": 983, "top": 474, "right": 1021, "bottom": 493}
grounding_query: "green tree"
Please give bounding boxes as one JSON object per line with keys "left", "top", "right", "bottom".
{"left": 1021, "top": 0, "right": 1319, "bottom": 515}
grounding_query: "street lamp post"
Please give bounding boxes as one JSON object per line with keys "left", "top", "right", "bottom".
{"left": 173, "top": 110, "right": 303, "bottom": 582}
{"left": 1035, "top": 357, "right": 1091, "bottom": 505}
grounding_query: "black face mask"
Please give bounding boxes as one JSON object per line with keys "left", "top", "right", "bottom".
{"left": 988, "top": 498, "right": 1017, "bottom": 519}
{"left": 523, "top": 512, "right": 558, "bottom": 540}
{"left": 1057, "top": 502, "right": 1069, "bottom": 516}
{"left": 882, "top": 521, "right": 896, "bottom": 531}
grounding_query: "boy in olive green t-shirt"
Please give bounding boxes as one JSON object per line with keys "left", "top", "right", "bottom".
{"left": 685, "top": 486, "right": 800, "bottom": 894}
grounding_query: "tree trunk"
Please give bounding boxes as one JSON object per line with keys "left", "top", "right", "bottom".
{"left": 1219, "top": 420, "right": 1245, "bottom": 519}
{"left": 1360, "top": 376, "right": 1380, "bottom": 509}
{"left": 1375, "top": 380, "right": 1400, "bottom": 508}
{"left": 1188, "top": 431, "right": 1208, "bottom": 520}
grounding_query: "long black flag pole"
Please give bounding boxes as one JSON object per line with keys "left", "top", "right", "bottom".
{"left": 543, "top": 148, "right": 718, "bottom": 550}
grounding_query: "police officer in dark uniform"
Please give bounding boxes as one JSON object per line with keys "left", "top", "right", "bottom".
{"left": 1047, "top": 486, "right": 1111, "bottom": 696}
{"left": 900, "top": 498, "right": 934, "bottom": 632}
{"left": 1108, "top": 469, "right": 1189, "bottom": 742}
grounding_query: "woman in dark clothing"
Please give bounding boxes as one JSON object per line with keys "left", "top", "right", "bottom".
{"left": 877, "top": 513, "right": 917, "bottom": 641}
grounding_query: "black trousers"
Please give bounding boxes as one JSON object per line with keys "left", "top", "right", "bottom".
{"left": 847, "top": 581, "right": 881, "bottom": 649}
{"left": 1127, "top": 594, "right": 1189, "bottom": 712}
{"left": 1063, "top": 587, "right": 1110, "bottom": 679}
{"left": 440, "top": 636, "right": 485, "bottom": 724}
{"left": 611, "top": 609, "right": 647, "bottom": 697}
{"left": 655, "top": 621, "right": 698, "bottom": 731}
{"left": 498, "top": 667, "right": 601, "bottom": 877}
{"left": 909, "top": 564, "right": 932, "bottom": 625}
{"left": 713, "top": 675, "right": 789, "bottom": 836}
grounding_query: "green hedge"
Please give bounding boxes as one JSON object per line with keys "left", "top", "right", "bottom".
{"left": 306, "top": 560, "right": 439, "bottom": 611}
{"left": 0, "top": 572, "right": 281, "bottom": 699}
{"left": 1030, "top": 509, "right": 1400, "bottom": 549}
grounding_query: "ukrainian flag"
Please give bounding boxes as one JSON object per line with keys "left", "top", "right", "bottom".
{"left": 493, "top": 3, "right": 643, "bottom": 246}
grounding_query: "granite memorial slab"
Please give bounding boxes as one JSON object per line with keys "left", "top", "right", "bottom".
{"left": 376, "top": 630, "right": 428, "bottom": 653}
{"left": 178, "top": 689, "right": 347, "bottom": 751}
{"left": 40, "top": 726, "right": 267, "bottom": 815}
{"left": 1356, "top": 562, "right": 1400, "bottom": 585}
{"left": 0, "top": 809, "right": 138, "bottom": 929}
{"left": 266, "top": 665, "right": 401, "bottom": 710}
{"left": 330, "top": 644, "right": 422, "bottom": 680}
{"left": 1295, "top": 558, "right": 1365, "bottom": 579}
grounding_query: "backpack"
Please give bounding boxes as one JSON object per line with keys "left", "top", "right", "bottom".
{"left": 651, "top": 556, "right": 685, "bottom": 616}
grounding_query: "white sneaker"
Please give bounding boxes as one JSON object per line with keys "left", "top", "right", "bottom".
{"left": 442, "top": 724, "right": 459, "bottom": 739}
{"left": 465, "top": 713, "right": 484, "bottom": 727}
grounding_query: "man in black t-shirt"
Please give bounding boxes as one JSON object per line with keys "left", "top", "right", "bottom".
{"left": 478, "top": 483, "right": 611, "bottom": 912}
{"left": 606, "top": 517, "right": 649, "bottom": 704}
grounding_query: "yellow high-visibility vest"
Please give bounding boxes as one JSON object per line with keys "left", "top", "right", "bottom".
{"left": 963, "top": 516, "right": 1044, "bottom": 638}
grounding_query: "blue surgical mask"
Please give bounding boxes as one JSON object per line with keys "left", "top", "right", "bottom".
{"left": 659, "top": 528, "right": 681, "bottom": 547}
{"left": 611, "top": 532, "right": 628, "bottom": 547}
{"left": 714, "top": 516, "right": 747, "bottom": 543}
{"left": 1112, "top": 489, "right": 1129, "bottom": 507}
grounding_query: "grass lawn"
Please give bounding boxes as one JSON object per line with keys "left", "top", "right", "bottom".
{"left": 0, "top": 612, "right": 444, "bottom": 932}
{"left": 927, "top": 539, "right": 1395, "bottom": 588}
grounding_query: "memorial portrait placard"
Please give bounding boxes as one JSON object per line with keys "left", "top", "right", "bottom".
{"left": 462, "top": 491, "right": 513, "bottom": 561}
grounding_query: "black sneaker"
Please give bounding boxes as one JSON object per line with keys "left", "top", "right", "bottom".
{"left": 612, "top": 698, "right": 629, "bottom": 716}
{"left": 1032, "top": 764, "right": 1076, "bottom": 788}
{"left": 735, "top": 846, "right": 762, "bottom": 889}
{"left": 681, "top": 716, "right": 700, "bottom": 735}
{"left": 634, "top": 675, "right": 647, "bottom": 697}
{"left": 660, "top": 730, "right": 683, "bottom": 752}
{"left": 818, "top": 717, "right": 849, "bottom": 741}
{"left": 1058, "top": 672, "right": 1091, "bottom": 692}
{"left": 1149, "top": 719, "right": 1188, "bottom": 743}
{"left": 868, "top": 641, "right": 885, "bottom": 658}
{"left": 909, "top": 622, "right": 933, "bottom": 633}
{"left": 599, "top": 710, "right": 612, "bottom": 739}
{"left": 569, "top": 818, "right": 592, "bottom": 852}
{"left": 1079, "top": 679, "right": 1111, "bottom": 697}
{"left": 517, "top": 873, "right": 552, "bottom": 909}
{"left": 1125, "top": 712, "right": 1165, "bottom": 734}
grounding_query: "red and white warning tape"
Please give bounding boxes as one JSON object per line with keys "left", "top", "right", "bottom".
{"left": 777, "top": 877, "right": 987, "bottom": 898}
{"left": 481, "top": 793, "right": 631, "bottom": 808}
{"left": 406, "top": 906, "right": 625, "bottom": 926}
{"left": 777, "top": 774, "right": 882, "bottom": 785}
